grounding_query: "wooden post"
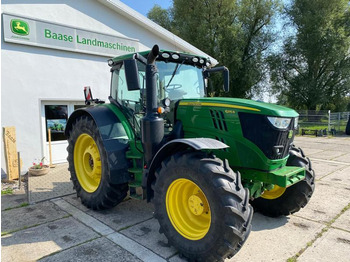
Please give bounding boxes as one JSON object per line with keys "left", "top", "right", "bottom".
{"left": 48, "top": 128, "right": 56, "bottom": 168}
{"left": 3, "top": 126, "right": 19, "bottom": 180}
{"left": 48, "top": 128, "right": 52, "bottom": 166}
{"left": 18, "top": 152, "right": 21, "bottom": 189}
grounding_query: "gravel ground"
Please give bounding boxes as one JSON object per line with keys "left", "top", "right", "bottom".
{"left": 1, "top": 174, "right": 28, "bottom": 194}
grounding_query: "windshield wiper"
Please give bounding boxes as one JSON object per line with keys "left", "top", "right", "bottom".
{"left": 165, "top": 61, "right": 184, "bottom": 88}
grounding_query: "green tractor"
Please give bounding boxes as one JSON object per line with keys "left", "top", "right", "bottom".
{"left": 65, "top": 45, "right": 315, "bottom": 261}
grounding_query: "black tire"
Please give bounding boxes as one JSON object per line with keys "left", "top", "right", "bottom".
{"left": 153, "top": 151, "right": 253, "bottom": 261}
{"left": 251, "top": 145, "right": 315, "bottom": 217}
{"left": 67, "top": 116, "right": 128, "bottom": 210}
{"left": 346, "top": 115, "right": 350, "bottom": 135}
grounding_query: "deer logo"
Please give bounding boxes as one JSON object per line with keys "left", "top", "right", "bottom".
{"left": 10, "top": 19, "right": 29, "bottom": 36}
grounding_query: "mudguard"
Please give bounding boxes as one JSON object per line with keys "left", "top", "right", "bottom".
{"left": 145, "top": 138, "right": 229, "bottom": 200}
{"left": 65, "top": 106, "right": 131, "bottom": 184}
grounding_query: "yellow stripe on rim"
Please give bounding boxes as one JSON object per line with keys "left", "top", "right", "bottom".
{"left": 179, "top": 101, "right": 260, "bottom": 112}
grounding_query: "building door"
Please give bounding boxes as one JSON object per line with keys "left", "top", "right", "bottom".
{"left": 41, "top": 102, "right": 85, "bottom": 164}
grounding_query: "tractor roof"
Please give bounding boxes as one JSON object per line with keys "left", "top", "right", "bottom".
{"left": 109, "top": 49, "right": 212, "bottom": 68}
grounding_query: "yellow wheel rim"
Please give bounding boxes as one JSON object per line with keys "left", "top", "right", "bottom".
{"left": 261, "top": 185, "right": 286, "bottom": 199}
{"left": 74, "top": 134, "right": 102, "bottom": 193}
{"left": 166, "top": 178, "right": 211, "bottom": 240}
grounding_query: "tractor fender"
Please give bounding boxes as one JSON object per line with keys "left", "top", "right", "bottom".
{"left": 65, "top": 106, "right": 131, "bottom": 184}
{"left": 145, "top": 138, "right": 229, "bottom": 201}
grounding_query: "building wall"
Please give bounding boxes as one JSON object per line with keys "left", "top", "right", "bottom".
{"left": 1, "top": 0, "right": 185, "bottom": 176}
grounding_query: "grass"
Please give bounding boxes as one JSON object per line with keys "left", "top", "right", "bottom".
{"left": 1, "top": 225, "right": 35, "bottom": 237}
{"left": 298, "top": 123, "right": 347, "bottom": 135}
{"left": 3, "top": 202, "right": 29, "bottom": 211}
{"left": 1, "top": 188, "right": 14, "bottom": 195}
{"left": 298, "top": 118, "right": 347, "bottom": 133}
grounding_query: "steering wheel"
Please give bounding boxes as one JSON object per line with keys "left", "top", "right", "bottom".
{"left": 165, "top": 84, "right": 182, "bottom": 92}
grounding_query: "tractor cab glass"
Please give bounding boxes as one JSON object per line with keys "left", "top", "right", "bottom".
{"left": 111, "top": 60, "right": 205, "bottom": 106}
{"left": 111, "top": 62, "right": 145, "bottom": 114}
{"left": 111, "top": 59, "right": 206, "bottom": 136}
{"left": 156, "top": 62, "right": 205, "bottom": 101}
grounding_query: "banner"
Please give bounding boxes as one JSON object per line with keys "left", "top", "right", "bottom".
{"left": 3, "top": 13, "right": 139, "bottom": 57}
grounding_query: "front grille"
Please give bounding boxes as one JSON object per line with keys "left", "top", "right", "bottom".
{"left": 239, "top": 112, "right": 295, "bottom": 159}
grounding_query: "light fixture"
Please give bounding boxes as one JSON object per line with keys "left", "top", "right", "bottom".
{"left": 267, "top": 117, "right": 291, "bottom": 129}
{"left": 294, "top": 117, "right": 299, "bottom": 129}
{"left": 162, "top": 53, "right": 170, "bottom": 59}
{"left": 163, "top": 98, "right": 171, "bottom": 107}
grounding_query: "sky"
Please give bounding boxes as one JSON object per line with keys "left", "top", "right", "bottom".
{"left": 120, "top": 0, "right": 172, "bottom": 16}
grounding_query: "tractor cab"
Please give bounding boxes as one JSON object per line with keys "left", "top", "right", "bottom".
{"left": 108, "top": 50, "right": 228, "bottom": 137}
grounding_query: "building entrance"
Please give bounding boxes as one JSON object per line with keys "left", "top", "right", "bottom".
{"left": 41, "top": 101, "right": 85, "bottom": 163}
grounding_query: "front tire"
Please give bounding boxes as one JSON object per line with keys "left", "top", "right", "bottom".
{"left": 153, "top": 152, "right": 253, "bottom": 261}
{"left": 67, "top": 116, "right": 128, "bottom": 210}
{"left": 251, "top": 146, "right": 315, "bottom": 217}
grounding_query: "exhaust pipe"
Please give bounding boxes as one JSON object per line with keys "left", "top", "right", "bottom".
{"left": 141, "top": 45, "right": 164, "bottom": 166}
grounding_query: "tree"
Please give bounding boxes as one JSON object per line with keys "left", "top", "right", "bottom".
{"left": 147, "top": 4, "right": 172, "bottom": 31}
{"left": 148, "top": 0, "right": 281, "bottom": 98}
{"left": 269, "top": 0, "right": 350, "bottom": 110}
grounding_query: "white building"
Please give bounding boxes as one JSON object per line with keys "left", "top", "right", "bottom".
{"left": 1, "top": 0, "right": 215, "bottom": 177}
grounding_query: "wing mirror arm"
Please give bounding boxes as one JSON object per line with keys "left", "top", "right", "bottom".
{"left": 203, "top": 66, "right": 229, "bottom": 93}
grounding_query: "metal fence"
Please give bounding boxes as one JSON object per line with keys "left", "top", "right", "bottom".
{"left": 297, "top": 110, "right": 350, "bottom": 135}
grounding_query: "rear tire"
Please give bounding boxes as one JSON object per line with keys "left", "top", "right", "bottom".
{"left": 251, "top": 146, "right": 315, "bottom": 217}
{"left": 67, "top": 116, "right": 128, "bottom": 210}
{"left": 153, "top": 151, "right": 253, "bottom": 261}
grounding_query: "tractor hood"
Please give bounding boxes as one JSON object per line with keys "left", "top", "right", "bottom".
{"left": 178, "top": 97, "right": 299, "bottom": 117}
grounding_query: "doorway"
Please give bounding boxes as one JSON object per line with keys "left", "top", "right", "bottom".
{"left": 41, "top": 101, "right": 85, "bottom": 164}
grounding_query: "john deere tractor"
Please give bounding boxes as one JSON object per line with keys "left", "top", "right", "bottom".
{"left": 65, "top": 45, "right": 315, "bottom": 261}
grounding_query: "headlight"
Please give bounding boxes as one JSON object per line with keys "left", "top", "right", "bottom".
{"left": 267, "top": 117, "right": 291, "bottom": 129}
{"left": 294, "top": 117, "right": 299, "bottom": 129}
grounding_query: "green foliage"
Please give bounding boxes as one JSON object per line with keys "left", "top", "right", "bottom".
{"left": 148, "top": 0, "right": 281, "bottom": 98}
{"left": 1, "top": 188, "right": 13, "bottom": 195}
{"left": 269, "top": 0, "right": 350, "bottom": 110}
{"left": 147, "top": 4, "right": 172, "bottom": 31}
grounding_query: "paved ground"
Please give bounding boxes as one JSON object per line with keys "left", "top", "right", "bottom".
{"left": 28, "top": 163, "right": 74, "bottom": 204}
{"left": 1, "top": 136, "right": 350, "bottom": 262}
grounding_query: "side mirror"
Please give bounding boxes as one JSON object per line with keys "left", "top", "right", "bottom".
{"left": 223, "top": 68, "right": 229, "bottom": 93}
{"left": 203, "top": 66, "right": 230, "bottom": 93}
{"left": 124, "top": 59, "right": 140, "bottom": 91}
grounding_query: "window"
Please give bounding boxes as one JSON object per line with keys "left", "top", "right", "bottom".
{"left": 45, "top": 105, "right": 68, "bottom": 142}
{"left": 111, "top": 63, "right": 144, "bottom": 114}
{"left": 111, "top": 61, "right": 204, "bottom": 104}
{"left": 157, "top": 62, "right": 205, "bottom": 101}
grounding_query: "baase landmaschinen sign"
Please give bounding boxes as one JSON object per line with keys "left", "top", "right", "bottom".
{"left": 3, "top": 13, "right": 139, "bottom": 57}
